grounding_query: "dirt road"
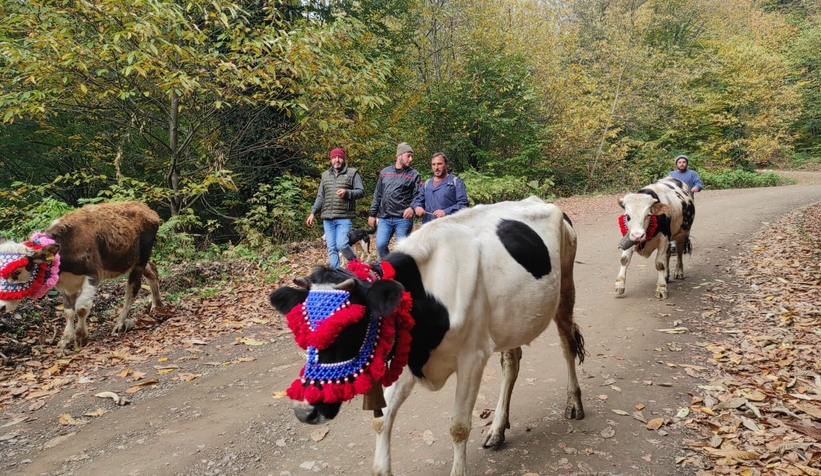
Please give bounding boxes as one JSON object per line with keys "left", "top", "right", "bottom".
{"left": 2, "top": 174, "right": 821, "bottom": 476}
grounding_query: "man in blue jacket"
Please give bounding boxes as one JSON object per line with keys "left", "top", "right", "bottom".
{"left": 668, "top": 154, "right": 703, "bottom": 196}
{"left": 412, "top": 152, "right": 468, "bottom": 224}
{"left": 368, "top": 142, "right": 421, "bottom": 258}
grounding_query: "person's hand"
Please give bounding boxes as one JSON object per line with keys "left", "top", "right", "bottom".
{"left": 414, "top": 206, "right": 425, "bottom": 217}
{"left": 335, "top": 189, "right": 346, "bottom": 198}
{"left": 402, "top": 207, "right": 414, "bottom": 219}
{"left": 433, "top": 209, "right": 446, "bottom": 218}
{"left": 306, "top": 213, "right": 314, "bottom": 226}
{"left": 368, "top": 216, "right": 377, "bottom": 228}
{"left": 691, "top": 187, "right": 699, "bottom": 194}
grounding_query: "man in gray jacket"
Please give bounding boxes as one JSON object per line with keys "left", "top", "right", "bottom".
{"left": 307, "top": 147, "right": 365, "bottom": 268}
{"left": 368, "top": 142, "right": 421, "bottom": 258}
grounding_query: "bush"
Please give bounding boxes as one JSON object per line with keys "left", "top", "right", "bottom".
{"left": 460, "top": 170, "right": 554, "bottom": 205}
{"left": 234, "top": 176, "right": 310, "bottom": 248}
{"left": 700, "top": 169, "right": 789, "bottom": 190}
{"left": 0, "top": 197, "right": 75, "bottom": 241}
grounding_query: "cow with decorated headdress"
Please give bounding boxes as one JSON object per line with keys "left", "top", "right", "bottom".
{"left": 269, "top": 196, "right": 585, "bottom": 476}
{"left": 0, "top": 201, "right": 161, "bottom": 350}
{"left": 615, "top": 176, "right": 696, "bottom": 299}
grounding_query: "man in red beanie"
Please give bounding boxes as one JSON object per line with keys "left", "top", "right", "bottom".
{"left": 307, "top": 148, "right": 365, "bottom": 268}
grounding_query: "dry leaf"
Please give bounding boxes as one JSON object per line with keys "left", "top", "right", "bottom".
{"left": 58, "top": 414, "right": 87, "bottom": 426}
{"left": 83, "top": 408, "right": 108, "bottom": 417}
{"left": 94, "top": 391, "right": 121, "bottom": 405}
{"left": 117, "top": 368, "right": 130, "bottom": 378}
{"left": 646, "top": 418, "right": 664, "bottom": 430}
{"left": 310, "top": 426, "right": 329, "bottom": 442}
{"left": 612, "top": 409, "right": 629, "bottom": 416}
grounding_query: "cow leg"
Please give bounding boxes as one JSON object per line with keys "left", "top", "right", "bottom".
{"left": 674, "top": 240, "right": 685, "bottom": 280}
{"left": 57, "top": 293, "right": 79, "bottom": 350}
{"left": 72, "top": 276, "right": 99, "bottom": 347}
{"left": 143, "top": 261, "right": 162, "bottom": 312}
{"left": 655, "top": 239, "right": 669, "bottom": 299}
{"left": 373, "top": 369, "right": 415, "bottom": 476}
{"left": 614, "top": 248, "right": 633, "bottom": 295}
{"left": 113, "top": 267, "right": 144, "bottom": 334}
{"left": 482, "top": 347, "right": 522, "bottom": 447}
{"left": 450, "top": 349, "right": 491, "bottom": 476}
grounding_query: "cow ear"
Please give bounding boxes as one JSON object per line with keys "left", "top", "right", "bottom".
{"left": 293, "top": 276, "right": 312, "bottom": 288}
{"left": 367, "top": 280, "right": 405, "bottom": 317}
{"left": 29, "top": 244, "right": 60, "bottom": 263}
{"left": 618, "top": 197, "right": 625, "bottom": 209}
{"left": 650, "top": 203, "right": 670, "bottom": 215}
{"left": 269, "top": 287, "right": 309, "bottom": 315}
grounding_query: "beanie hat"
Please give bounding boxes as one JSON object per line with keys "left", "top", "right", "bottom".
{"left": 330, "top": 148, "right": 346, "bottom": 159}
{"left": 675, "top": 154, "right": 688, "bottom": 164}
{"left": 396, "top": 142, "right": 413, "bottom": 156}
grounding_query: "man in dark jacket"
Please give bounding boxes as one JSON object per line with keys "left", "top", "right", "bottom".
{"left": 307, "top": 147, "right": 365, "bottom": 268}
{"left": 368, "top": 142, "right": 421, "bottom": 258}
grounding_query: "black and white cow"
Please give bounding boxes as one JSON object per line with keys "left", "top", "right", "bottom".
{"left": 269, "top": 196, "right": 585, "bottom": 476}
{"left": 615, "top": 177, "right": 696, "bottom": 299}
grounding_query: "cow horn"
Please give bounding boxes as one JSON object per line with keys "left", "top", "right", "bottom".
{"left": 293, "top": 277, "right": 312, "bottom": 288}
{"left": 333, "top": 278, "right": 357, "bottom": 291}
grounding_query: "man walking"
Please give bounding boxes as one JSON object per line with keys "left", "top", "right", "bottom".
{"left": 368, "top": 142, "right": 421, "bottom": 258}
{"left": 412, "top": 152, "right": 468, "bottom": 224}
{"left": 668, "top": 154, "right": 703, "bottom": 196}
{"left": 307, "top": 147, "right": 364, "bottom": 268}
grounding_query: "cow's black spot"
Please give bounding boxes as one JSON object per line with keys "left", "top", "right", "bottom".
{"left": 655, "top": 213, "right": 672, "bottom": 238}
{"left": 663, "top": 182, "right": 676, "bottom": 190}
{"left": 385, "top": 252, "right": 450, "bottom": 379}
{"left": 563, "top": 212, "right": 574, "bottom": 228}
{"left": 638, "top": 188, "right": 660, "bottom": 202}
{"left": 495, "top": 219, "right": 552, "bottom": 279}
{"left": 681, "top": 200, "right": 695, "bottom": 231}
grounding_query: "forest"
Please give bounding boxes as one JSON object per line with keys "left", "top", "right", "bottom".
{"left": 1, "top": 0, "right": 819, "bottom": 256}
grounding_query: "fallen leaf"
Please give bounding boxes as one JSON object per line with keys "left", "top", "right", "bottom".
{"left": 117, "top": 368, "right": 130, "bottom": 378}
{"left": 422, "top": 429, "right": 435, "bottom": 446}
{"left": 612, "top": 409, "right": 629, "bottom": 416}
{"left": 646, "top": 418, "right": 664, "bottom": 430}
{"left": 83, "top": 408, "right": 108, "bottom": 417}
{"left": 58, "top": 414, "right": 87, "bottom": 426}
{"left": 94, "top": 391, "right": 121, "bottom": 405}
{"left": 310, "top": 426, "right": 329, "bottom": 442}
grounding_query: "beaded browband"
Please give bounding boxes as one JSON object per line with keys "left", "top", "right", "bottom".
{"left": 284, "top": 261, "right": 414, "bottom": 404}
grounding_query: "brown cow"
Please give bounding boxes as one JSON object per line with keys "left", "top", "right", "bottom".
{"left": 0, "top": 202, "right": 162, "bottom": 349}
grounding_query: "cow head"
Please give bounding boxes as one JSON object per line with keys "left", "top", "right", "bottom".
{"left": 269, "top": 264, "right": 411, "bottom": 425}
{"left": 619, "top": 193, "right": 669, "bottom": 243}
{"left": 0, "top": 236, "right": 61, "bottom": 311}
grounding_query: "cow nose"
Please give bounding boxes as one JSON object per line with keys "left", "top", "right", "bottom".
{"left": 294, "top": 402, "right": 322, "bottom": 424}
{"left": 629, "top": 231, "right": 646, "bottom": 242}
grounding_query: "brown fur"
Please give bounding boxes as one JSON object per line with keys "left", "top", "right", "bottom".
{"left": 42, "top": 202, "right": 162, "bottom": 349}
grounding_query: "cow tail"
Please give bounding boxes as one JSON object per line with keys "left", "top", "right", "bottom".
{"left": 572, "top": 322, "right": 586, "bottom": 365}
{"left": 684, "top": 236, "right": 693, "bottom": 254}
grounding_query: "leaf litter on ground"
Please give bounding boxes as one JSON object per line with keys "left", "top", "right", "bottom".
{"left": 681, "top": 202, "right": 821, "bottom": 474}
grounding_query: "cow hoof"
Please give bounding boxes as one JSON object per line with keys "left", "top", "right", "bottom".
{"left": 614, "top": 284, "right": 625, "bottom": 295}
{"left": 675, "top": 272, "right": 685, "bottom": 280}
{"left": 481, "top": 430, "right": 506, "bottom": 448}
{"left": 655, "top": 287, "right": 667, "bottom": 299}
{"left": 111, "top": 319, "right": 136, "bottom": 335}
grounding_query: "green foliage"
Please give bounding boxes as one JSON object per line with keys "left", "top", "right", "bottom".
{"left": 460, "top": 170, "right": 554, "bottom": 205}
{"left": 0, "top": 196, "right": 73, "bottom": 241}
{"left": 700, "top": 169, "right": 789, "bottom": 190}
{"left": 153, "top": 209, "right": 221, "bottom": 265}
{"left": 234, "top": 177, "right": 310, "bottom": 248}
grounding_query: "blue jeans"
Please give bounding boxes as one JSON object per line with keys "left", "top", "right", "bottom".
{"left": 323, "top": 218, "right": 354, "bottom": 268}
{"left": 375, "top": 216, "right": 413, "bottom": 258}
